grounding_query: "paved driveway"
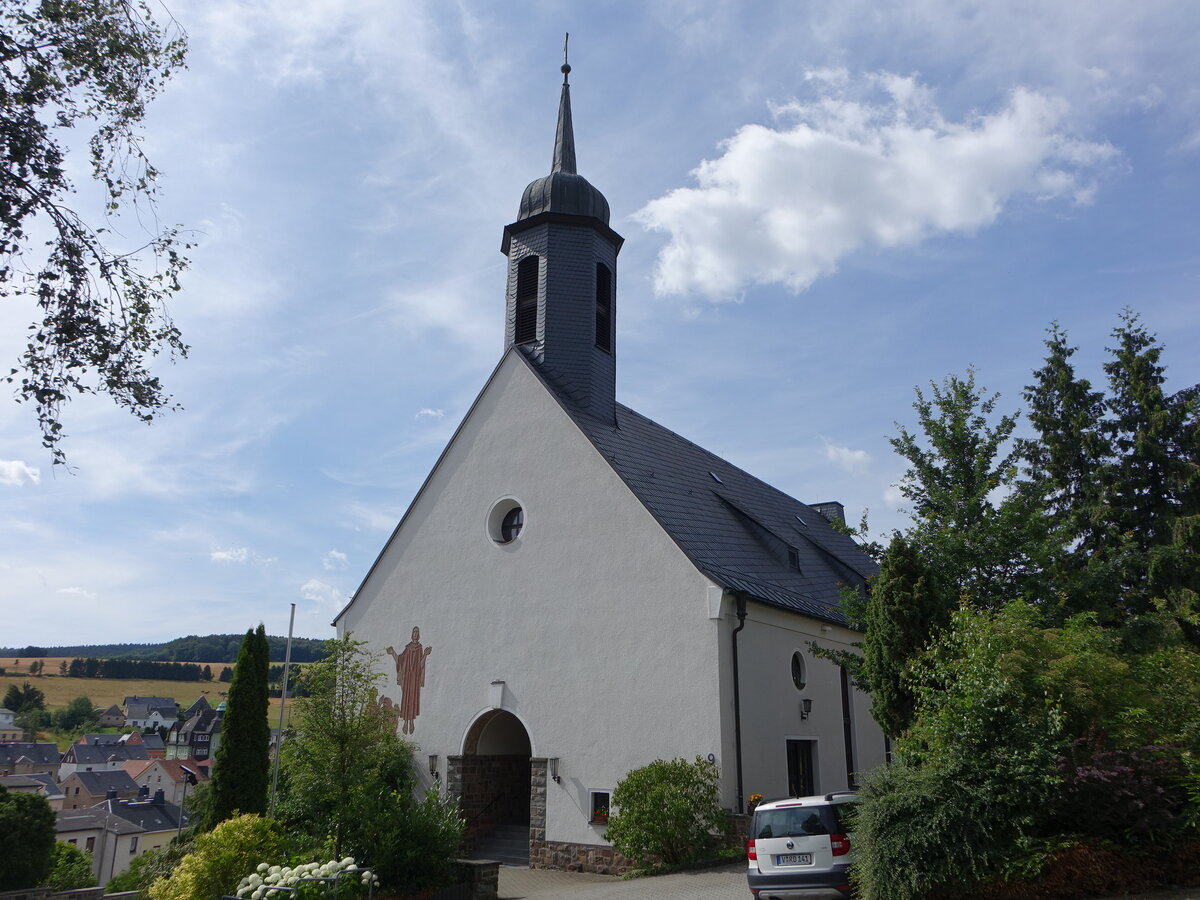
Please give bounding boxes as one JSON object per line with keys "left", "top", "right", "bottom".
{"left": 497, "top": 866, "right": 1200, "bottom": 900}
{"left": 498, "top": 863, "right": 746, "bottom": 900}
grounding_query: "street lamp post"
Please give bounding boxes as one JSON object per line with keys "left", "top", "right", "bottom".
{"left": 177, "top": 765, "right": 198, "bottom": 840}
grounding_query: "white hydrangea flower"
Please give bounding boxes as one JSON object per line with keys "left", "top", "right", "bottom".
{"left": 258, "top": 864, "right": 270, "bottom": 874}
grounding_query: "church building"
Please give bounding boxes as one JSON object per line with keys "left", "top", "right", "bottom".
{"left": 334, "top": 59, "right": 886, "bottom": 872}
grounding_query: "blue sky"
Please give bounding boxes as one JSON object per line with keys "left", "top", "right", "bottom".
{"left": 1, "top": 0, "right": 1197, "bottom": 646}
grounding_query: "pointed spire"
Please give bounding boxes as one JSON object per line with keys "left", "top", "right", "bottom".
{"left": 552, "top": 33, "right": 576, "bottom": 175}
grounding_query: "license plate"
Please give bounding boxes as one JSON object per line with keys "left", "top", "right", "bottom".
{"left": 776, "top": 853, "right": 812, "bottom": 866}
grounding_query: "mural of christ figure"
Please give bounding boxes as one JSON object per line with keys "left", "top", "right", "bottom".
{"left": 386, "top": 626, "right": 432, "bottom": 735}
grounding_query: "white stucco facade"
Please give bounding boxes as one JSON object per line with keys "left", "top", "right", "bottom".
{"left": 338, "top": 352, "right": 887, "bottom": 858}
{"left": 341, "top": 353, "right": 729, "bottom": 849}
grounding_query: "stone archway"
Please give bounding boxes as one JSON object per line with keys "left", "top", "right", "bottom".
{"left": 448, "top": 710, "right": 533, "bottom": 855}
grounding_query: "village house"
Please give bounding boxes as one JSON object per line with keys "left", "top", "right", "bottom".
{"left": 334, "top": 63, "right": 886, "bottom": 872}
{"left": 58, "top": 741, "right": 149, "bottom": 781}
{"left": 0, "top": 741, "right": 60, "bottom": 778}
{"left": 0, "top": 772, "right": 64, "bottom": 809}
{"left": 122, "top": 757, "right": 208, "bottom": 807}
{"left": 0, "top": 707, "right": 23, "bottom": 741}
{"left": 59, "top": 769, "right": 140, "bottom": 810}
{"left": 123, "top": 696, "right": 178, "bottom": 731}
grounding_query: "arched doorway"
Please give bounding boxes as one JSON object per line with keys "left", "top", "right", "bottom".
{"left": 449, "top": 710, "right": 532, "bottom": 857}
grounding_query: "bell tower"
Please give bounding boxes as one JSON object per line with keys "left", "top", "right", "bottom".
{"left": 501, "top": 46, "right": 624, "bottom": 424}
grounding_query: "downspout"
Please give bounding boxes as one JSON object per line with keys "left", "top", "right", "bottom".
{"left": 730, "top": 592, "right": 748, "bottom": 814}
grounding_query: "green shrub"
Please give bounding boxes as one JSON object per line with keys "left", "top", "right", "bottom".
{"left": 149, "top": 815, "right": 287, "bottom": 900}
{"left": 43, "top": 841, "right": 97, "bottom": 890}
{"left": 604, "top": 757, "right": 728, "bottom": 867}
{"left": 106, "top": 839, "right": 194, "bottom": 896}
{"left": 359, "top": 783, "right": 463, "bottom": 893}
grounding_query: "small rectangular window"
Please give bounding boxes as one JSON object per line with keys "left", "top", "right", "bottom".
{"left": 515, "top": 255, "right": 539, "bottom": 344}
{"left": 595, "top": 263, "right": 612, "bottom": 352}
{"left": 589, "top": 791, "right": 610, "bottom": 825}
{"left": 130, "top": 836, "right": 139, "bottom": 854}
{"left": 86, "top": 836, "right": 95, "bottom": 853}
{"left": 787, "top": 548, "right": 801, "bottom": 572}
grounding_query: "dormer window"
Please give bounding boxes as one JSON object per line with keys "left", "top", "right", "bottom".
{"left": 595, "top": 262, "right": 612, "bottom": 352}
{"left": 515, "top": 255, "right": 539, "bottom": 344}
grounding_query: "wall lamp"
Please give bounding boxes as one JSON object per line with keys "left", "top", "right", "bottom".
{"left": 548, "top": 757, "right": 560, "bottom": 784}
{"left": 800, "top": 698, "right": 813, "bottom": 720}
{"left": 428, "top": 754, "right": 439, "bottom": 780}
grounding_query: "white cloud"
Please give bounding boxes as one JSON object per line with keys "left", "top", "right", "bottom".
{"left": 637, "top": 74, "right": 1116, "bottom": 300}
{"left": 0, "top": 460, "right": 40, "bottom": 486}
{"left": 884, "top": 484, "right": 906, "bottom": 511}
{"left": 821, "top": 438, "right": 871, "bottom": 472}
{"left": 301, "top": 578, "right": 347, "bottom": 614}
{"left": 415, "top": 407, "right": 444, "bottom": 420}
{"left": 322, "top": 550, "right": 349, "bottom": 571}
{"left": 211, "top": 547, "right": 249, "bottom": 563}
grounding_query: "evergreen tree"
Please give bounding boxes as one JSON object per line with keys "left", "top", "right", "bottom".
{"left": 1024, "top": 313, "right": 1199, "bottom": 632}
{"left": 207, "top": 625, "right": 270, "bottom": 827}
{"left": 863, "top": 536, "right": 951, "bottom": 739}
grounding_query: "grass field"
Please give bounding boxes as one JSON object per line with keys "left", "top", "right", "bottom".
{"left": 1, "top": 661, "right": 300, "bottom": 739}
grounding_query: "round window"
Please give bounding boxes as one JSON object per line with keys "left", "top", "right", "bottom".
{"left": 487, "top": 498, "right": 525, "bottom": 545}
{"left": 791, "top": 651, "right": 806, "bottom": 691}
{"left": 500, "top": 506, "right": 524, "bottom": 542}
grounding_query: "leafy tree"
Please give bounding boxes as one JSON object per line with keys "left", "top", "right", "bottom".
{"left": 0, "top": 783, "right": 56, "bottom": 890}
{"left": 275, "top": 635, "right": 463, "bottom": 890}
{"left": 3, "top": 680, "right": 45, "bottom": 712}
{"left": 890, "top": 370, "right": 1048, "bottom": 609}
{"left": 55, "top": 695, "right": 97, "bottom": 732}
{"left": 208, "top": 625, "right": 270, "bottom": 827}
{"left": 604, "top": 757, "right": 728, "bottom": 867}
{"left": 42, "top": 841, "right": 96, "bottom": 890}
{"left": 277, "top": 636, "right": 402, "bottom": 856}
{"left": 0, "top": 0, "right": 189, "bottom": 463}
{"left": 202, "top": 664, "right": 212, "bottom": 681}
{"left": 219, "top": 666, "right": 233, "bottom": 682}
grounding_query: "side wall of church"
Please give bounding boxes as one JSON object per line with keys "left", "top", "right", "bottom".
{"left": 339, "top": 353, "right": 723, "bottom": 850}
{"left": 730, "top": 601, "right": 888, "bottom": 803}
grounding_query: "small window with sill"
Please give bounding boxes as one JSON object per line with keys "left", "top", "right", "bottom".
{"left": 589, "top": 790, "right": 610, "bottom": 825}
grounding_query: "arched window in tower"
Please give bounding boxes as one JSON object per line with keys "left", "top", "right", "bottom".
{"left": 595, "top": 262, "right": 612, "bottom": 353}
{"left": 515, "top": 255, "right": 539, "bottom": 344}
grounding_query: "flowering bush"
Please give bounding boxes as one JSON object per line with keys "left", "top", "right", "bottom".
{"left": 149, "top": 814, "right": 287, "bottom": 900}
{"left": 235, "top": 857, "right": 377, "bottom": 900}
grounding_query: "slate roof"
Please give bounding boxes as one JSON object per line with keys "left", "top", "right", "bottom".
{"left": 64, "top": 743, "right": 149, "bottom": 766}
{"left": 0, "top": 742, "right": 60, "bottom": 766}
{"left": 98, "top": 795, "right": 188, "bottom": 832}
{"left": 519, "top": 351, "right": 878, "bottom": 625}
{"left": 69, "top": 769, "right": 140, "bottom": 797}
{"left": 57, "top": 808, "right": 141, "bottom": 836}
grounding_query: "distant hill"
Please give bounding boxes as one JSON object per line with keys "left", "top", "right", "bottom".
{"left": 1, "top": 634, "right": 329, "bottom": 664}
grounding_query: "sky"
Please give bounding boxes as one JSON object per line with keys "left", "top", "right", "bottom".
{"left": 1, "top": 0, "right": 1198, "bottom": 647}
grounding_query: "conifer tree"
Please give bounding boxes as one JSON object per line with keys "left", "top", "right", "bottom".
{"left": 207, "top": 625, "right": 270, "bottom": 827}
{"left": 863, "top": 535, "right": 951, "bottom": 739}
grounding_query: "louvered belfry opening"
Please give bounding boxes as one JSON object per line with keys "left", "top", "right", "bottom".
{"left": 514, "top": 255, "right": 539, "bottom": 344}
{"left": 595, "top": 262, "right": 612, "bottom": 352}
